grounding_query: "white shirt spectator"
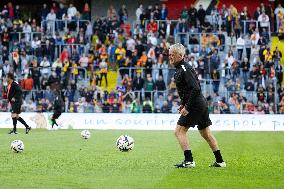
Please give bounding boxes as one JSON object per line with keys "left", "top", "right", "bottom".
{"left": 136, "top": 5, "right": 143, "bottom": 22}
{"left": 40, "top": 58, "right": 51, "bottom": 75}
{"left": 79, "top": 55, "right": 89, "bottom": 68}
{"left": 20, "top": 55, "right": 30, "bottom": 73}
{"left": 22, "top": 23, "right": 32, "bottom": 42}
{"left": 52, "top": 59, "right": 63, "bottom": 69}
{"left": 46, "top": 12, "right": 56, "bottom": 21}
{"left": 147, "top": 33, "right": 158, "bottom": 46}
{"left": 133, "top": 27, "right": 143, "bottom": 36}
{"left": 68, "top": 5, "right": 77, "bottom": 18}
{"left": 31, "top": 38, "right": 41, "bottom": 49}
{"left": 3, "top": 62, "right": 10, "bottom": 75}
{"left": 62, "top": 13, "right": 72, "bottom": 21}
{"left": 250, "top": 32, "right": 260, "bottom": 45}
{"left": 236, "top": 36, "right": 245, "bottom": 49}
{"left": 274, "top": 5, "right": 284, "bottom": 16}
{"left": 46, "top": 11, "right": 56, "bottom": 32}
{"left": 126, "top": 37, "right": 136, "bottom": 51}
{"left": 258, "top": 13, "right": 269, "bottom": 27}
{"left": 147, "top": 47, "right": 156, "bottom": 61}
{"left": 188, "top": 59, "right": 198, "bottom": 69}
{"left": 225, "top": 55, "right": 235, "bottom": 68}
{"left": 85, "top": 22, "right": 93, "bottom": 39}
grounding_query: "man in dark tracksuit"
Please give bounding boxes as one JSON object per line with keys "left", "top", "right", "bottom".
{"left": 51, "top": 90, "right": 63, "bottom": 128}
{"left": 7, "top": 73, "right": 31, "bottom": 134}
{"left": 169, "top": 44, "right": 226, "bottom": 168}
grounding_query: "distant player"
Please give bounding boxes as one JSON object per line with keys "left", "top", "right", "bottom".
{"left": 50, "top": 89, "right": 63, "bottom": 128}
{"left": 7, "top": 73, "right": 31, "bottom": 134}
{"left": 169, "top": 44, "right": 226, "bottom": 168}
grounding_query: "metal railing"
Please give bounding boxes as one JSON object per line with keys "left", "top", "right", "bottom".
{"left": 41, "top": 19, "right": 90, "bottom": 35}
{"left": 174, "top": 32, "right": 226, "bottom": 50}
{"left": 10, "top": 32, "right": 43, "bottom": 43}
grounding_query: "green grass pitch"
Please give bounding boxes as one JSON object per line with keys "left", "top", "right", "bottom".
{"left": 0, "top": 129, "right": 283, "bottom": 189}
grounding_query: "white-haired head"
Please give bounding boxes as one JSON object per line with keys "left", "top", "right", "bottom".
{"left": 169, "top": 43, "right": 186, "bottom": 65}
{"left": 169, "top": 43, "right": 186, "bottom": 58}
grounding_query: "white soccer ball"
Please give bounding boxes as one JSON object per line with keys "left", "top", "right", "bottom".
{"left": 10, "top": 140, "right": 24, "bottom": 153}
{"left": 81, "top": 130, "right": 91, "bottom": 139}
{"left": 116, "top": 135, "right": 134, "bottom": 152}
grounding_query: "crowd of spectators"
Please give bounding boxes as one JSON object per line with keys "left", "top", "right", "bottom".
{"left": 0, "top": 1, "right": 283, "bottom": 114}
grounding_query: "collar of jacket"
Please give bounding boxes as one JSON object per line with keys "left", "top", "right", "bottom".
{"left": 174, "top": 60, "right": 185, "bottom": 68}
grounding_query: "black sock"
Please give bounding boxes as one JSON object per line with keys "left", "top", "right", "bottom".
{"left": 12, "top": 118, "right": 17, "bottom": 132}
{"left": 184, "top": 150, "right": 193, "bottom": 162}
{"left": 51, "top": 119, "right": 58, "bottom": 128}
{"left": 18, "top": 117, "right": 29, "bottom": 128}
{"left": 213, "top": 150, "right": 224, "bottom": 163}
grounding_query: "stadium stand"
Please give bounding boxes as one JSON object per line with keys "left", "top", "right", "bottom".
{"left": 0, "top": 1, "right": 283, "bottom": 114}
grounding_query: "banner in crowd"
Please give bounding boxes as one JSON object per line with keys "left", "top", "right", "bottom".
{"left": 0, "top": 113, "right": 283, "bottom": 131}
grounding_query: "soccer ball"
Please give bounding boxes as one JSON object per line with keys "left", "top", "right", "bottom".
{"left": 116, "top": 135, "right": 134, "bottom": 152}
{"left": 81, "top": 130, "right": 91, "bottom": 139}
{"left": 10, "top": 140, "right": 24, "bottom": 153}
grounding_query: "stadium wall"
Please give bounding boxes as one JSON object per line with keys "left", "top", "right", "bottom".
{"left": 0, "top": 113, "right": 283, "bottom": 131}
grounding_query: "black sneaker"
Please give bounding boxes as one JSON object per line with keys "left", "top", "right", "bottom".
{"left": 8, "top": 130, "right": 18, "bottom": 134}
{"left": 209, "top": 161, "right": 226, "bottom": 168}
{"left": 175, "top": 161, "right": 196, "bottom": 168}
{"left": 26, "top": 126, "right": 32, "bottom": 134}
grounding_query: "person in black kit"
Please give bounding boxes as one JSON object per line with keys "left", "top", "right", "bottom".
{"left": 51, "top": 90, "right": 63, "bottom": 128}
{"left": 6, "top": 73, "right": 31, "bottom": 134}
{"left": 169, "top": 44, "right": 226, "bottom": 168}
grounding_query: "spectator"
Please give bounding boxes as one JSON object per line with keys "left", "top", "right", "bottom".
{"left": 274, "top": 4, "right": 284, "bottom": 32}
{"left": 132, "top": 72, "right": 144, "bottom": 97}
{"left": 144, "top": 75, "right": 154, "bottom": 99}
{"left": 40, "top": 56, "right": 51, "bottom": 77}
{"left": 258, "top": 11, "right": 269, "bottom": 32}
{"left": 236, "top": 35, "right": 245, "bottom": 60}
{"left": 22, "top": 74, "right": 34, "bottom": 91}
{"left": 22, "top": 21, "right": 32, "bottom": 42}
{"left": 171, "top": 101, "right": 179, "bottom": 113}
{"left": 136, "top": 4, "right": 143, "bottom": 24}
{"left": 99, "top": 59, "right": 108, "bottom": 87}
{"left": 218, "top": 99, "right": 231, "bottom": 114}
{"left": 118, "top": 5, "right": 128, "bottom": 24}
{"left": 160, "top": 4, "right": 168, "bottom": 20}
{"left": 211, "top": 69, "right": 220, "bottom": 93}
{"left": 142, "top": 97, "right": 154, "bottom": 113}
{"left": 241, "top": 57, "right": 250, "bottom": 83}
{"left": 147, "top": 19, "right": 158, "bottom": 33}
{"left": 154, "top": 75, "right": 166, "bottom": 96}
{"left": 161, "top": 101, "right": 170, "bottom": 113}
{"left": 82, "top": 3, "right": 90, "bottom": 20}
{"left": 275, "top": 63, "right": 283, "bottom": 85}
{"left": 278, "top": 24, "right": 284, "bottom": 40}
{"left": 107, "top": 5, "right": 117, "bottom": 20}
{"left": 181, "top": 6, "right": 189, "bottom": 20}
{"left": 46, "top": 9, "right": 56, "bottom": 34}
{"left": 188, "top": 4, "right": 198, "bottom": 27}
{"left": 67, "top": 4, "right": 77, "bottom": 19}
{"left": 197, "top": 4, "right": 206, "bottom": 27}
{"left": 188, "top": 56, "right": 198, "bottom": 69}
{"left": 130, "top": 98, "right": 141, "bottom": 113}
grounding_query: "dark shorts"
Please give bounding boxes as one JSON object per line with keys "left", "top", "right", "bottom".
{"left": 11, "top": 103, "right": 21, "bottom": 114}
{"left": 52, "top": 111, "right": 62, "bottom": 119}
{"left": 177, "top": 108, "right": 212, "bottom": 130}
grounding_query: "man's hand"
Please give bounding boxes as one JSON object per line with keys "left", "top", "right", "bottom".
{"left": 178, "top": 105, "right": 184, "bottom": 113}
{"left": 11, "top": 98, "right": 15, "bottom": 102}
{"left": 180, "top": 107, "right": 189, "bottom": 116}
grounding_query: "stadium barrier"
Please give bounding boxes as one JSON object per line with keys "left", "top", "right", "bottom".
{"left": 0, "top": 113, "right": 283, "bottom": 131}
